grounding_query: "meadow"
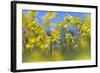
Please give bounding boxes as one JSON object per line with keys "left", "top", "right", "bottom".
{"left": 22, "top": 10, "right": 91, "bottom": 63}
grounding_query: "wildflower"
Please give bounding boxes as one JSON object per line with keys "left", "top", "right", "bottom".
{"left": 53, "top": 42, "right": 60, "bottom": 47}
{"left": 23, "top": 27, "right": 27, "bottom": 34}
{"left": 28, "top": 37, "right": 36, "bottom": 45}
{"left": 50, "top": 30, "right": 60, "bottom": 43}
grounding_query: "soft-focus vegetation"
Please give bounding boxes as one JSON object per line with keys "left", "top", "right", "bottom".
{"left": 22, "top": 10, "right": 91, "bottom": 63}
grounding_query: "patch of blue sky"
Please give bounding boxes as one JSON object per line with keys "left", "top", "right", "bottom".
{"left": 50, "top": 12, "right": 66, "bottom": 24}
{"left": 34, "top": 11, "right": 47, "bottom": 25}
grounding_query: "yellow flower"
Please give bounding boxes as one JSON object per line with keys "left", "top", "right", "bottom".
{"left": 50, "top": 30, "right": 60, "bottom": 36}
{"left": 64, "top": 24, "right": 69, "bottom": 31}
{"left": 50, "top": 30, "right": 60, "bottom": 43}
{"left": 40, "top": 44, "right": 44, "bottom": 49}
{"left": 64, "top": 16, "right": 70, "bottom": 23}
{"left": 44, "top": 36, "right": 51, "bottom": 45}
{"left": 28, "top": 37, "right": 36, "bottom": 45}
{"left": 26, "top": 20, "right": 36, "bottom": 30}
{"left": 37, "top": 25, "right": 44, "bottom": 31}
{"left": 26, "top": 44, "right": 33, "bottom": 49}
{"left": 65, "top": 33, "right": 72, "bottom": 39}
{"left": 59, "top": 23, "right": 64, "bottom": 28}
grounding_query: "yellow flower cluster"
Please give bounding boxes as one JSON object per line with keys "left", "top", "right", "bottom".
{"left": 65, "top": 33, "right": 72, "bottom": 42}
{"left": 80, "top": 18, "right": 91, "bottom": 38}
{"left": 50, "top": 30, "right": 60, "bottom": 43}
